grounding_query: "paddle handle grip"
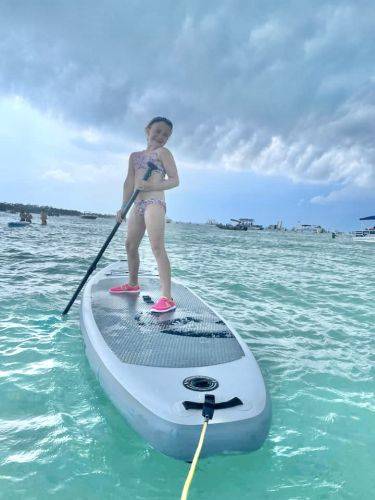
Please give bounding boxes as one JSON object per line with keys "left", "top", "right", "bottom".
{"left": 119, "top": 161, "right": 156, "bottom": 217}
{"left": 62, "top": 162, "right": 158, "bottom": 315}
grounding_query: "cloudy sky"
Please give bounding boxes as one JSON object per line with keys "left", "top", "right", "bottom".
{"left": 1, "top": 0, "right": 374, "bottom": 229}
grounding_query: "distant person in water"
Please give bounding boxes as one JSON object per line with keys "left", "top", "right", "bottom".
{"left": 25, "top": 212, "right": 33, "bottom": 223}
{"left": 19, "top": 211, "right": 26, "bottom": 221}
{"left": 109, "top": 116, "right": 179, "bottom": 313}
{"left": 40, "top": 209, "right": 47, "bottom": 225}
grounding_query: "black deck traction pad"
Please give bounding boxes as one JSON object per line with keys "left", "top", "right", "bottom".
{"left": 91, "top": 276, "right": 245, "bottom": 368}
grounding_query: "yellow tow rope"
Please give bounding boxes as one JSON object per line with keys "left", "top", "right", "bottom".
{"left": 180, "top": 418, "right": 209, "bottom": 500}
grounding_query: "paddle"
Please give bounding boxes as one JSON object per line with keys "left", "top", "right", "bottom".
{"left": 62, "top": 161, "right": 158, "bottom": 315}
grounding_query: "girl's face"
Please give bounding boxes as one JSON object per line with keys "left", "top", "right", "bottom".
{"left": 146, "top": 122, "right": 172, "bottom": 148}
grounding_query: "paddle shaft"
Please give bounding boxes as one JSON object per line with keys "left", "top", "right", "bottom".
{"left": 62, "top": 162, "right": 157, "bottom": 315}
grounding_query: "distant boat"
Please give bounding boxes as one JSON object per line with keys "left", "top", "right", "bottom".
{"left": 216, "top": 223, "right": 247, "bottom": 231}
{"left": 232, "top": 218, "right": 263, "bottom": 230}
{"left": 81, "top": 213, "right": 97, "bottom": 220}
{"left": 353, "top": 215, "right": 375, "bottom": 243}
{"left": 267, "top": 220, "right": 285, "bottom": 231}
{"left": 293, "top": 224, "right": 326, "bottom": 234}
{"left": 8, "top": 221, "right": 31, "bottom": 228}
{"left": 216, "top": 218, "right": 263, "bottom": 231}
{"left": 166, "top": 218, "right": 172, "bottom": 223}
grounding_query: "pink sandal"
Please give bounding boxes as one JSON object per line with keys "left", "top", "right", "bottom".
{"left": 150, "top": 296, "right": 176, "bottom": 313}
{"left": 109, "top": 283, "right": 140, "bottom": 294}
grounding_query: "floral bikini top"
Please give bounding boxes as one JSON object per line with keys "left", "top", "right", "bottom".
{"left": 133, "top": 150, "right": 166, "bottom": 177}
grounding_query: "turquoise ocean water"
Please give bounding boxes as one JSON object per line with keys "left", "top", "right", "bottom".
{"left": 0, "top": 212, "right": 374, "bottom": 499}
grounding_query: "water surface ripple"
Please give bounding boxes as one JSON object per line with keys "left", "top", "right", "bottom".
{"left": 0, "top": 213, "right": 374, "bottom": 499}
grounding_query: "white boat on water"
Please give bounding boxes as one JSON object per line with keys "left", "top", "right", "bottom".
{"left": 353, "top": 215, "right": 375, "bottom": 243}
{"left": 81, "top": 212, "right": 97, "bottom": 220}
{"left": 231, "top": 218, "right": 263, "bottom": 230}
{"left": 293, "top": 223, "right": 326, "bottom": 234}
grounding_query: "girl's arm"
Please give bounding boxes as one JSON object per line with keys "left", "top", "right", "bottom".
{"left": 137, "top": 148, "right": 179, "bottom": 191}
{"left": 158, "top": 147, "right": 179, "bottom": 190}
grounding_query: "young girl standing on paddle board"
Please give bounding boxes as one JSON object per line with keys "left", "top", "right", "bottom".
{"left": 109, "top": 117, "right": 179, "bottom": 313}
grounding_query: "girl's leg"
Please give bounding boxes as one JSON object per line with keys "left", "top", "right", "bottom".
{"left": 144, "top": 204, "right": 172, "bottom": 299}
{"left": 126, "top": 207, "right": 146, "bottom": 285}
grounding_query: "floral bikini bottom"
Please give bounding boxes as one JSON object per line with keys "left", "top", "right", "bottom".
{"left": 134, "top": 198, "right": 167, "bottom": 216}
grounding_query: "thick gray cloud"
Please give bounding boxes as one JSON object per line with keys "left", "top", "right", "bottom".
{"left": 1, "top": 0, "right": 375, "bottom": 199}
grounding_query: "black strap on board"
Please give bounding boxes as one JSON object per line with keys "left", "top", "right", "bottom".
{"left": 183, "top": 396, "right": 243, "bottom": 412}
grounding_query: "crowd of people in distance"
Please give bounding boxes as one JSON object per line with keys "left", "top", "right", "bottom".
{"left": 19, "top": 210, "right": 32, "bottom": 223}
{"left": 19, "top": 209, "right": 48, "bottom": 225}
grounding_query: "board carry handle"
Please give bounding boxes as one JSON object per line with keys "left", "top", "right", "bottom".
{"left": 62, "top": 162, "right": 158, "bottom": 315}
{"left": 182, "top": 397, "right": 243, "bottom": 411}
